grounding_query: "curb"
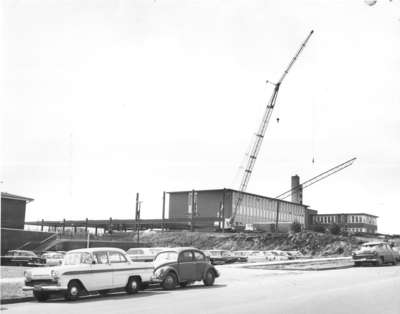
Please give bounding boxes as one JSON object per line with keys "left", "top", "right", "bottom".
{"left": 1, "top": 297, "right": 34, "bottom": 305}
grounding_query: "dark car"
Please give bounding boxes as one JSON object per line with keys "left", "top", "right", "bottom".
{"left": 203, "top": 250, "right": 239, "bottom": 265}
{"left": 1, "top": 250, "right": 45, "bottom": 266}
{"left": 151, "top": 247, "right": 219, "bottom": 290}
{"left": 352, "top": 242, "right": 398, "bottom": 266}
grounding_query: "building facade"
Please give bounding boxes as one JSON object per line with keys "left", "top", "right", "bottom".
{"left": 1, "top": 192, "right": 34, "bottom": 229}
{"left": 168, "top": 189, "right": 309, "bottom": 229}
{"left": 310, "top": 213, "right": 378, "bottom": 233}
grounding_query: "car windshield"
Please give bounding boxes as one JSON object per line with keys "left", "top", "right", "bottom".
{"left": 64, "top": 252, "right": 93, "bottom": 265}
{"left": 153, "top": 252, "right": 178, "bottom": 266}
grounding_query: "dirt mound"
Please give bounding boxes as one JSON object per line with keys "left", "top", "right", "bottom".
{"left": 137, "top": 230, "right": 366, "bottom": 257}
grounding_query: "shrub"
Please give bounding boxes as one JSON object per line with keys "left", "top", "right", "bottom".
{"left": 329, "top": 223, "right": 341, "bottom": 235}
{"left": 310, "top": 225, "right": 326, "bottom": 233}
{"left": 291, "top": 221, "right": 302, "bottom": 233}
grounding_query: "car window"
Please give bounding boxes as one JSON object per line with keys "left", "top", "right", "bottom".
{"left": 194, "top": 251, "right": 205, "bottom": 261}
{"left": 94, "top": 251, "right": 109, "bottom": 264}
{"left": 109, "top": 251, "right": 128, "bottom": 263}
{"left": 64, "top": 252, "right": 93, "bottom": 265}
{"left": 179, "top": 251, "right": 193, "bottom": 263}
{"left": 154, "top": 252, "right": 178, "bottom": 264}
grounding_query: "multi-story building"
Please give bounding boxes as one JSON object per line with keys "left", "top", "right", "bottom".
{"left": 310, "top": 213, "right": 378, "bottom": 233}
{"left": 168, "top": 188, "right": 310, "bottom": 230}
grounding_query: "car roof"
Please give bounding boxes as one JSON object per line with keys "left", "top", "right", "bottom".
{"left": 156, "top": 247, "right": 199, "bottom": 253}
{"left": 67, "top": 247, "right": 127, "bottom": 254}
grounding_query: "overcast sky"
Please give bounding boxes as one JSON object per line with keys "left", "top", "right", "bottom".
{"left": 2, "top": 0, "right": 400, "bottom": 234}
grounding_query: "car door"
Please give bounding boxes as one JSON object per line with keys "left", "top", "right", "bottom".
{"left": 108, "top": 251, "right": 131, "bottom": 288}
{"left": 193, "top": 251, "right": 207, "bottom": 280}
{"left": 85, "top": 251, "right": 113, "bottom": 291}
{"left": 178, "top": 251, "right": 196, "bottom": 282}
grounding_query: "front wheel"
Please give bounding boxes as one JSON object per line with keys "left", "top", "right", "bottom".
{"left": 65, "top": 281, "right": 82, "bottom": 301}
{"left": 33, "top": 291, "right": 49, "bottom": 302}
{"left": 126, "top": 277, "right": 140, "bottom": 294}
{"left": 203, "top": 270, "right": 215, "bottom": 286}
{"left": 375, "top": 257, "right": 384, "bottom": 267}
{"left": 162, "top": 273, "right": 177, "bottom": 290}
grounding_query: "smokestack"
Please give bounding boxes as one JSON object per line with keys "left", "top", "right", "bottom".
{"left": 291, "top": 175, "right": 303, "bottom": 204}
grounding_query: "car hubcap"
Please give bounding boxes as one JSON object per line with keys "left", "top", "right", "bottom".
{"left": 165, "top": 276, "right": 173, "bottom": 285}
{"left": 70, "top": 286, "right": 78, "bottom": 296}
{"left": 131, "top": 281, "right": 137, "bottom": 289}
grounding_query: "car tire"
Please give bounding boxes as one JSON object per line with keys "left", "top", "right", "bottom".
{"left": 33, "top": 291, "right": 49, "bottom": 302}
{"left": 65, "top": 281, "right": 82, "bottom": 301}
{"left": 375, "top": 257, "right": 384, "bottom": 267}
{"left": 162, "top": 273, "right": 177, "bottom": 290}
{"left": 203, "top": 270, "right": 215, "bottom": 286}
{"left": 179, "top": 282, "right": 188, "bottom": 288}
{"left": 126, "top": 277, "right": 140, "bottom": 294}
{"left": 354, "top": 262, "right": 362, "bottom": 267}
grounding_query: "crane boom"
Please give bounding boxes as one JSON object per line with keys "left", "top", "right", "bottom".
{"left": 276, "top": 157, "right": 357, "bottom": 200}
{"left": 229, "top": 30, "right": 314, "bottom": 226}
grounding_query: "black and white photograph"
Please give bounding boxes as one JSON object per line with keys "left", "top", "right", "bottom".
{"left": 1, "top": 0, "right": 400, "bottom": 313}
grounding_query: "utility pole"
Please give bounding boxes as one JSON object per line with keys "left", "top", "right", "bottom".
{"left": 191, "top": 190, "right": 195, "bottom": 232}
{"left": 275, "top": 201, "right": 280, "bottom": 233}
{"left": 135, "top": 193, "right": 140, "bottom": 243}
{"left": 162, "top": 191, "right": 166, "bottom": 232}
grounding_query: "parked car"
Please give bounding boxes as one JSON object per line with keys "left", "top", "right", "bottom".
{"left": 285, "top": 251, "right": 304, "bottom": 260}
{"left": 203, "top": 250, "right": 238, "bottom": 265}
{"left": 23, "top": 247, "right": 154, "bottom": 302}
{"left": 41, "top": 251, "right": 66, "bottom": 266}
{"left": 231, "top": 251, "right": 250, "bottom": 263}
{"left": 391, "top": 246, "right": 400, "bottom": 262}
{"left": 245, "top": 251, "right": 268, "bottom": 263}
{"left": 126, "top": 247, "right": 166, "bottom": 262}
{"left": 270, "top": 250, "right": 290, "bottom": 261}
{"left": 1, "top": 250, "right": 45, "bottom": 266}
{"left": 352, "top": 242, "right": 398, "bottom": 266}
{"left": 151, "top": 247, "right": 219, "bottom": 290}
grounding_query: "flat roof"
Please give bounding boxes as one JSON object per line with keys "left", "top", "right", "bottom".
{"left": 1, "top": 192, "right": 34, "bottom": 203}
{"left": 314, "top": 213, "right": 378, "bottom": 218}
{"left": 167, "top": 188, "right": 309, "bottom": 208}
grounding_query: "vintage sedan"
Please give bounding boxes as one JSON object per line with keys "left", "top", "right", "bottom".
{"left": 41, "top": 251, "right": 66, "bottom": 266}
{"left": 352, "top": 242, "right": 398, "bottom": 266}
{"left": 126, "top": 247, "right": 166, "bottom": 262}
{"left": 203, "top": 250, "right": 238, "bottom": 265}
{"left": 151, "top": 248, "right": 219, "bottom": 290}
{"left": 23, "top": 247, "right": 154, "bottom": 301}
{"left": 1, "top": 250, "right": 45, "bottom": 266}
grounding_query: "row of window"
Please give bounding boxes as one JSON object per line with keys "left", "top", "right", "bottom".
{"left": 313, "top": 215, "right": 377, "bottom": 225}
{"left": 345, "top": 228, "right": 367, "bottom": 233}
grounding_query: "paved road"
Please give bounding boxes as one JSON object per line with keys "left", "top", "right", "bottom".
{"left": 2, "top": 265, "right": 400, "bottom": 314}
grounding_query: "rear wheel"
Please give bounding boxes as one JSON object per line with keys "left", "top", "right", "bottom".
{"left": 162, "top": 273, "right": 177, "bottom": 290}
{"left": 33, "top": 291, "right": 49, "bottom": 302}
{"left": 203, "top": 270, "right": 215, "bottom": 286}
{"left": 354, "top": 262, "right": 362, "bottom": 267}
{"left": 65, "top": 281, "right": 82, "bottom": 301}
{"left": 126, "top": 277, "right": 140, "bottom": 294}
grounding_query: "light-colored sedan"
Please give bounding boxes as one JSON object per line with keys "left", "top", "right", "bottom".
{"left": 23, "top": 247, "right": 154, "bottom": 302}
{"left": 41, "top": 252, "right": 65, "bottom": 266}
{"left": 126, "top": 247, "right": 167, "bottom": 262}
{"left": 353, "top": 242, "right": 398, "bottom": 266}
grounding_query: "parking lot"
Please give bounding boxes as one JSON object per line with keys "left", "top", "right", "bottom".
{"left": 2, "top": 264, "right": 400, "bottom": 314}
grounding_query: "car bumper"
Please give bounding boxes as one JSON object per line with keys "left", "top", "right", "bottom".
{"left": 353, "top": 257, "right": 378, "bottom": 262}
{"left": 23, "top": 285, "right": 67, "bottom": 292}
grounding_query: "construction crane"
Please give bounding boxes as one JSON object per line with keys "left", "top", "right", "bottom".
{"left": 229, "top": 30, "right": 314, "bottom": 227}
{"left": 276, "top": 157, "right": 357, "bottom": 201}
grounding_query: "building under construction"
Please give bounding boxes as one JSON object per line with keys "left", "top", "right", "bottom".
{"left": 168, "top": 186, "right": 312, "bottom": 231}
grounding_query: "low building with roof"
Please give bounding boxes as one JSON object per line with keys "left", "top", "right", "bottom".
{"left": 1, "top": 192, "right": 34, "bottom": 229}
{"left": 310, "top": 212, "right": 378, "bottom": 233}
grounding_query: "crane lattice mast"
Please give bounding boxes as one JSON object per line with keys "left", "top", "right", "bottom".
{"left": 229, "top": 30, "right": 314, "bottom": 226}
{"left": 276, "top": 157, "right": 357, "bottom": 200}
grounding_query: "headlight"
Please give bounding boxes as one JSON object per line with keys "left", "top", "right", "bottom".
{"left": 24, "top": 271, "right": 32, "bottom": 282}
{"left": 51, "top": 270, "right": 60, "bottom": 281}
